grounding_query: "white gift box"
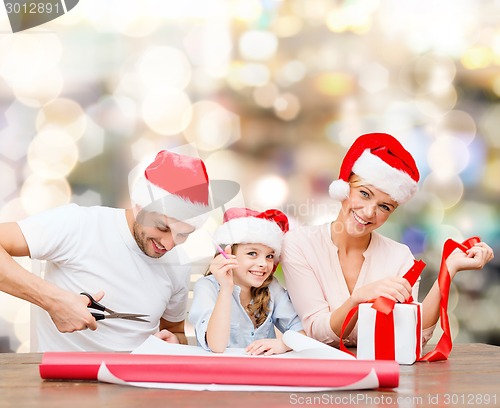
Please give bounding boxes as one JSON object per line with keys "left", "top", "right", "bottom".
{"left": 357, "top": 302, "right": 422, "bottom": 365}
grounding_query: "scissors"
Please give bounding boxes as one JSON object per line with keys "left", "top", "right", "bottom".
{"left": 81, "top": 292, "right": 150, "bottom": 323}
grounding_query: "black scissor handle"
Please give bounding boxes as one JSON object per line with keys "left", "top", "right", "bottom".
{"left": 80, "top": 292, "right": 106, "bottom": 312}
{"left": 90, "top": 312, "right": 106, "bottom": 321}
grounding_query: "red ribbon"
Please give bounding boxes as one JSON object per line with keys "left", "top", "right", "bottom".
{"left": 419, "top": 236, "right": 481, "bottom": 362}
{"left": 340, "top": 236, "right": 481, "bottom": 363}
{"left": 339, "top": 259, "right": 426, "bottom": 358}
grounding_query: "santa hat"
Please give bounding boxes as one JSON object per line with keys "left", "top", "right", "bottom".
{"left": 213, "top": 208, "right": 289, "bottom": 258}
{"left": 329, "top": 133, "right": 420, "bottom": 204}
{"left": 130, "top": 150, "right": 239, "bottom": 229}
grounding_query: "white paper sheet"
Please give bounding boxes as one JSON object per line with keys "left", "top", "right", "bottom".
{"left": 97, "top": 331, "right": 371, "bottom": 391}
{"left": 97, "top": 363, "right": 378, "bottom": 392}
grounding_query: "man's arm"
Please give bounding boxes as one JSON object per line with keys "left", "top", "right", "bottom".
{"left": 0, "top": 222, "right": 98, "bottom": 332}
{"left": 159, "top": 318, "right": 187, "bottom": 344}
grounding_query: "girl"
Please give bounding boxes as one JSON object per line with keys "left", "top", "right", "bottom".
{"left": 281, "top": 133, "right": 494, "bottom": 348}
{"left": 189, "top": 208, "right": 304, "bottom": 355}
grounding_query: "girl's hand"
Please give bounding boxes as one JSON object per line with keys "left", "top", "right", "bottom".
{"left": 351, "top": 276, "right": 412, "bottom": 305}
{"left": 245, "top": 338, "right": 291, "bottom": 356}
{"left": 447, "top": 242, "right": 494, "bottom": 279}
{"left": 209, "top": 245, "right": 238, "bottom": 289}
{"left": 154, "top": 329, "right": 180, "bottom": 344}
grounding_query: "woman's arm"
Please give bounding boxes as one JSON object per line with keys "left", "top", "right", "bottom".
{"left": 422, "top": 241, "right": 494, "bottom": 329}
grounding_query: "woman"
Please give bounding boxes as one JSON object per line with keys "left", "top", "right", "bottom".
{"left": 281, "top": 133, "right": 494, "bottom": 348}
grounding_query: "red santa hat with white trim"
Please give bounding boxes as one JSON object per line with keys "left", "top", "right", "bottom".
{"left": 130, "top": 150, "right": 239, "bottom": 229}
{"left": 213, "top": 208, "right": 289, "bottom": 258}
{"left": 329, "top": 133, "right": 420, "bottom": 204}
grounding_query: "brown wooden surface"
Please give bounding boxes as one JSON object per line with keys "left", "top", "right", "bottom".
{"left": 1, "top": 344, "right": 499, "bottom": 408}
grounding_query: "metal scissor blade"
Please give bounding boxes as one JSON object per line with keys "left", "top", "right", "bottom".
{"left": 106, "top": 313, "right": 150, "bottom": 322}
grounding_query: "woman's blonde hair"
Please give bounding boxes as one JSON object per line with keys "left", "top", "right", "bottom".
{"left": 205, "top": 244, "right": 272, "bottom": 327}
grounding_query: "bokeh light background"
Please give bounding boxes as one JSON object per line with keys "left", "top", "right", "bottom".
{"left": 1, "top": 0, "right": 499, "bottom": 352}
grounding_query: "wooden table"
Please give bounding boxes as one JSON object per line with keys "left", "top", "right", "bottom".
{"left": 1, "top": 344, "right": 499, "bottom": 408}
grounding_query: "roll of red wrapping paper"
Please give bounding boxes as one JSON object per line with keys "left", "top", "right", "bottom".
{"left": 39, "top": 353, "right": 399, "bottom": 388}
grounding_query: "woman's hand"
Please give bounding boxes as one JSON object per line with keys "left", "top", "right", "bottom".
{"left": 447, "top": 242, "right": 494, "bottom": 279}
{"left": 209, "top": 245, "right": 238, "bottom": 290}
{"left": 245, "top": 338, "right": 291, "bottom": 356}
{"left": 351, "top": 277, "right": 412, "bottom": 305}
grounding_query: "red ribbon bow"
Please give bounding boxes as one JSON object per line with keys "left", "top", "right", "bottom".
{"left": 340, "top": 236, "right": 481, "bottom": 363}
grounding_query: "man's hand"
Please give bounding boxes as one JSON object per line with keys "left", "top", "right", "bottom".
{"left": 45, "top": 290, "right": 104, "bottom": 333}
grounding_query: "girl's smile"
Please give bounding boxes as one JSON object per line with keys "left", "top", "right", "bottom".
{"left": 232, "top": 243, "right": 275, "bottom": 290}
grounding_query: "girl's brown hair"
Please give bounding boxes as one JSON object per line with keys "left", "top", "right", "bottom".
{"left": 205, "top": 244, "right": 272, "bottom": 327}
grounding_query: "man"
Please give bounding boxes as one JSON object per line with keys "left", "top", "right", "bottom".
{"left": 0, "top": 150, "right": 238, "bottom": 351}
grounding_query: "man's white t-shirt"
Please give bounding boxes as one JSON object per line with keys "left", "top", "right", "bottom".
{"left": 18, "top": 204, "right": 191, "bottom": 352}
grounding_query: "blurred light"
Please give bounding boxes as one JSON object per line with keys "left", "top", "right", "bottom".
{"left": 0, "top": 102, "right": 36, "bottom": 161}
{"left": 20, "top": 175, "right": 71, "bottom": 215}
{"left": 12, "top": 69, "right": 63, "bottom": 108}
{"left": 229, "top": 63, "right": 270, "bottom": 88}
{"left": 0, "top": 160, "right": 17, "bottom": 202}
{"left": 138, "top": 46, "right": 192, "bottom": 90}
{"left": 87, "top": 95, "right": 138, "bottom": 138}
{"left": 483, "top": 157, "right": 500, "bottom": 194}
{"left": 379, "top": 1, "right": 478, "bottom": 55}
{"left": 36, "top": 98, "right": 87, "bottom": 142}
{"left": 448, "top": 202, "right": 498, "bottom": 243}
{"left": 0, "top": 33, "right": 62, "bottom": 85}
{"left": 141, "top": 87, "right": 192, "bottom": 135}
{"left": 479, "top": 104, "right": 500, "bottom": 148}
{"left": 427, "top": 223, "right": 464, "bottom": 250}
{"left": 278, "top": 60, "right": 307, "bottom": 85}
{"left": 230, "top": 0, "right": 262, "bottom": 22}
{"left": 459, "top": 137, "right": 487, "bottom": 186}
{"left": 492, "top": 76, "right": 500, "bottom": 97}
{"left": 434, "top": 110, "right": 476, "bottom": 145}
{"left": 183, "top": 24, "right": 232, "bottom": 77}
{"left": 422, "top": 173, "right": 464, "bottom": 209}
{"left": 153, "top": 0, "right": 230, "bottom": 20}
{"left": 130, "top": 136, "right": 158, "bottom": 162}
{"left": 273, "top": 93, "right": 301, "bottom": 121}
{"left": 253, "top": 82, "right": 279, "bottom": 108}
{"left": 326, "top": 5, "right": 372, "bottom": 34}
{"left": 427, "top": 136, "right": 469, "bottom": 178}
{"left": 72, "top": 189, "right": 102, "bottom": 207}
{"left": 13, "top": 303, "right": 30, "bottom": 345}
{"left": 461, "top": 47, "right": 493, "bottom": 69}
{"left": 293, "top": 0, "right": 332, "bottom": 24}
{"left": 250, "top": 175, "right": 289, "bottom": 208}
{"left": 358, "top": 62, "right": 389, "bottom": 93}
{"left": 271, "top": 15, "right": 303, "bottom": 38}
{"left": 0, "top": 198, "right": 28, "bottom": 222}
{"left": 314, "top": 72, "right": 354, "bottom": 97}
{"left": 27, "top": 130, "right": 79, "bottom": 179}
{"left": 110, "top": 1, "right": 161, "bottom": 37}
{"left": 414, "top": 53, "right": 457, "bottom": 93}
{"left": 239, "top": 30, "right": 278, "bottom": 61}
{"left": 205, "top": 150, "right": 245, "bottom": 185}
{"left": 77, "top": 119, "right": 105, "bottom": 162}
{"left": 404, "top": 191, "right": 446, "bottom": 231}
{"left": 183, "top": 101, "right": 241, "bottom": 151}
{"left": 0, "top": 33, "right": 63, "bottom": 107}
{"left": 415, "top": 86, "right": 457, "bottom": 117}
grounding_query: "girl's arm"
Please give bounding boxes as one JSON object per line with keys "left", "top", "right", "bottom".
{"left": 205, "top": 245, "right": 238, "bottom": 353}
{"left": 206, "top": 285, "right": 233, "bottom": 352}
{"left": 422, "top": 242, "right": 494, "bottom": 329}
